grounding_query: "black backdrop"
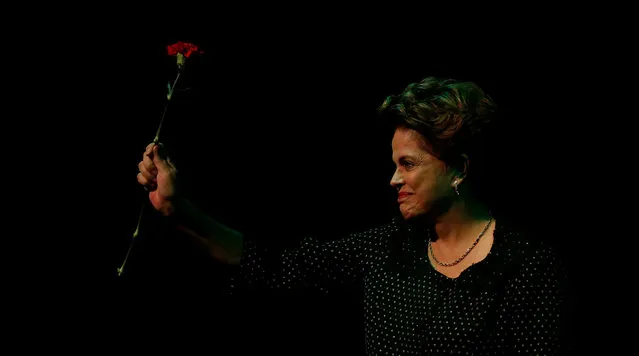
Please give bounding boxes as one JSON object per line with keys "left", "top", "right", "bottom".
{"left": 58, "top": 26, "right": 604, "bottom": 353}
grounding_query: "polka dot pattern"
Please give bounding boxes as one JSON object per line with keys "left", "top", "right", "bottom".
{"left": 232, "top": 218, "right": 570, "bottom": 355}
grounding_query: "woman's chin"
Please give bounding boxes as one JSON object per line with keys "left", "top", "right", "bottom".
{"left": 400, "top": 207, "right": 426, "bottom": 220}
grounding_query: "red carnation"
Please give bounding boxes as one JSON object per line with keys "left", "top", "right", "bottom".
{"left": 167, "top": 41, "right": 203, "bottom": 58}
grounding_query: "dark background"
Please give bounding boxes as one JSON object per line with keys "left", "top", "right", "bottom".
{"left": 32, "top": 19, "right": 620, "bottom": 353}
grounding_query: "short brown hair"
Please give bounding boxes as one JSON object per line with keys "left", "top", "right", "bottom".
{"left": 378, "top": 76, "right": 497, "bottom": 160}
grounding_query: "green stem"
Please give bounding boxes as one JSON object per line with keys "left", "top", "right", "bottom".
{"left": 154, "top": 68, "right": 183, "bottom": 143}
{"left": 117, "top": 203, "right": 145, "bottom": 276}
{"left": 118, "top": 65, "right": 184, "bottom": 276}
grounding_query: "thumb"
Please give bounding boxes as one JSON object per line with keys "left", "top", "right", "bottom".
{"left": 151, "top": 144, "right": 172, "bottom": 171}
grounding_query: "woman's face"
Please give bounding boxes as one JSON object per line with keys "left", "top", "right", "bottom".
{"left": 390, "top": 127, "right": 456, "bottom": 220}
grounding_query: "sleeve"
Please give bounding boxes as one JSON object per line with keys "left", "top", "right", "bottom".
{"left": 497, "top": 243, "right": 573, "bottom": 355}
{"left": 230, "top": 222, "right": 392, "bottom": 294}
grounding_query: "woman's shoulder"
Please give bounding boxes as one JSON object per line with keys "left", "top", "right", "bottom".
{"left": 494, "top": 216, "right": 566, "bottom": 270}
{"left": 492, "top": 216, "right": 572, "bottom": 307}
{"left": 336, "top": 217, "right": 404, "bottom": 241}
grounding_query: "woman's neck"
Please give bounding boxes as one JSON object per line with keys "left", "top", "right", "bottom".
{"left": 433, "top": 199, "right": 492, "bottom": 246}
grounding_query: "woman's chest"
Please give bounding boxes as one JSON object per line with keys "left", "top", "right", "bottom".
{"left": 362, "top": 267, "right": 504, "bottom": 354}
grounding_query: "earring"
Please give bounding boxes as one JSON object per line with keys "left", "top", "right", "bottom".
{"left": 453, "top": 180, "right": 460, "bottom": 196}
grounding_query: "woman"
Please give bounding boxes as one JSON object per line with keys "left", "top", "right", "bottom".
{"left": 136, "top": 77, "right": 571, "bottom": 354}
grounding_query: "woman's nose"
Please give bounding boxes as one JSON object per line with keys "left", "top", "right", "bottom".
{"left": 390, "top": 170, "right": 404, "bottom": 187}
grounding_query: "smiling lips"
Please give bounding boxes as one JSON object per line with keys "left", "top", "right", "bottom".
{"left": 397, "top": 192, "right": 412, "bottom": 202}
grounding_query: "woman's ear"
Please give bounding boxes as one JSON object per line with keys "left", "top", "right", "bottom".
{"left": 454, "top": 154, "right": 470, "bottom": 184}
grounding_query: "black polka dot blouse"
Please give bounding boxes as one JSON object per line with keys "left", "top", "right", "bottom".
{"left": 232, "top": 217, "right": 571, "bottom": 355}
